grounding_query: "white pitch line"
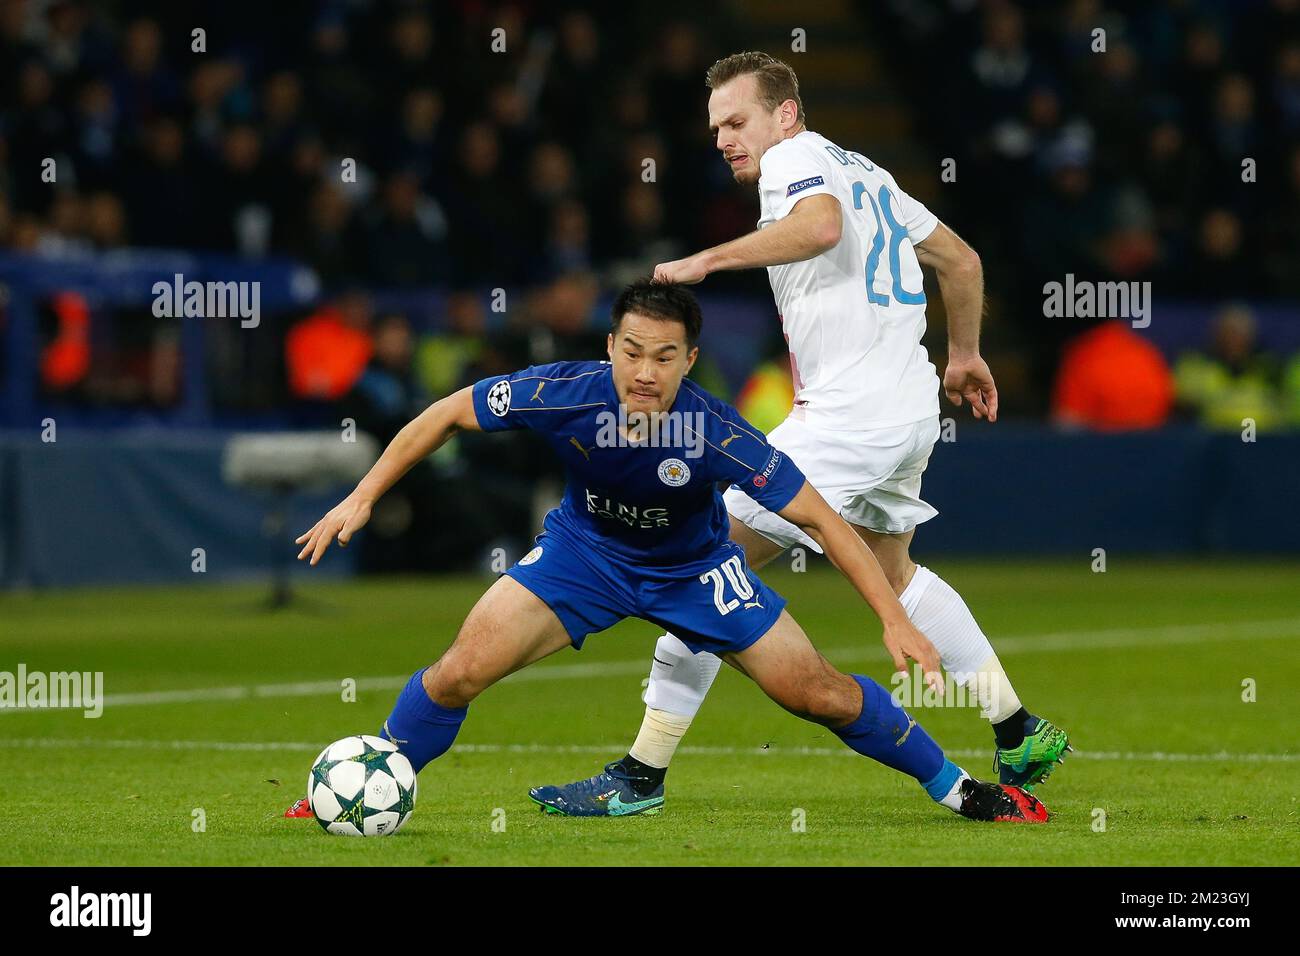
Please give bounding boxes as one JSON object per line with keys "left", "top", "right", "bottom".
{"left": 3, "top": 617, "right": 1297, "bottom": 713}
{"left": 0, "top": 737, "right": 1295, "bottom": 763}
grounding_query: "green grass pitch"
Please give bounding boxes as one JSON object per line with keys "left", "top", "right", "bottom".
{"left": 1, "top": 559, "right": 1297, "bottom": 866}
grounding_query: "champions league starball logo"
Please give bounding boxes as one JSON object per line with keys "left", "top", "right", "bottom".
{"left": 486, "top": 380, "right": 512, "bottom": 417}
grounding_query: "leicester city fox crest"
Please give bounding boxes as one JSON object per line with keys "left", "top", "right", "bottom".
{"left": 657, "top": 458, "right": 691, "bottom": 487}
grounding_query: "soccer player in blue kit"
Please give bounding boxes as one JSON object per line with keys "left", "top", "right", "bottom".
{"left": 293, "top": 281, "right": 1048, "bottom": 824}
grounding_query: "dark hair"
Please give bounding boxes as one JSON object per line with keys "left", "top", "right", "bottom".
{"left": 705, "top": 51, "right": 806, "bottom": 128}
{"left": 610, "top": 279, "right": 703, "bottom": 347}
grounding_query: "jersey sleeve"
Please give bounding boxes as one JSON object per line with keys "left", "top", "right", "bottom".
{"left": 699, "top": 397, "right": 806, "bottom": 512}
{"left": 471, "top": 369, "right": 532, "bottom": 432}
{"left": 893, "top": 181, "right": 939, "bottom": 244}
{"left": 759, "top": 140, "right": 836, "bottom": 221}
{"left": 470, "top": 362, "right": 605, "bottom": 433}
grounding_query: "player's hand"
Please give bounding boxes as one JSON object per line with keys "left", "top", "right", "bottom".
{"left": 652, "top": 254, "right": 708, "bottom": 285}
{"left": 942, "top": 354, "right": 998, "bottom": 422}
{"left": 881, "top": 620, "right": 945, "bottom": 695}
{"left": 295, "top": 493, "right": 373, "bottom": 566}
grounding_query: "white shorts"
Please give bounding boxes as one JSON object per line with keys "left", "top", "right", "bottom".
{"left": 724, "top": 414, "right": 940, "bottom": 552}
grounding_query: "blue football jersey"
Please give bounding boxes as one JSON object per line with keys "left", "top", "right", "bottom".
{"left": 470, "top": 361, "right": 806, "bottom": 569}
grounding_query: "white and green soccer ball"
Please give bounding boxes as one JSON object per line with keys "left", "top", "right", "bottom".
{"left": 308, "top": 735, "right": 416, "bottom": 837}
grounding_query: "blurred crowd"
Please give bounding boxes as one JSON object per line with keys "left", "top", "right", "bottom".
{"left": 4, "top": 0, "right": 1300, "bottom": 445}
{"left": 894, "top": 0, "right": 1300, "bottom": 293}
{"left": 1050, "top": 308, "right": 1300, "bottom": 432}
{"left": 879, "top": 0, "right": 1300, "bottom": 420}
{"left": 0, "top": 0, "right": 742, "bottom": 288}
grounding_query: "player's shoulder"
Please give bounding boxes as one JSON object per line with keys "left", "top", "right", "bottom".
{"left": 507, "top": 359, "right": 610, "bottom": 387}
{"left": 675, "top": 376, "right": 738, "bottom": 418}
{"left": 804, "top": 131, "right": 901, "bottom": 186}
{"left": 761, "top": 130, "right": 833, "bottom": 176}
{"left": 676, "top": 379, "right": 771, "bottom": 469}
{"left": 774, "top": 129, "right": 832, "bottom": 159}
{"left": 481, "top": 360, "right": 611, "bottom": 423}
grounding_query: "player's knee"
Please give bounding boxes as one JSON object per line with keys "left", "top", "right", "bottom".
{"left": 782, "top": 671, "right": 857, "bottom": 726}
{"left": 886, "top": 560, "right": 918, "bottom": 597}
{"left": 423, "top": 655, "right": 485, "bottom": 708}
{"left": 801, "top": 673, "right": 860, "bottom": 726}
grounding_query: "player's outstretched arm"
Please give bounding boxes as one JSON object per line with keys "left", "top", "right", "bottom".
{"left": 653, "top": 194, "right": 841, "bottom": 283}
{"left": 776, "top": 481, "right": 944, "bottom": 691}
{"left": 295, "top": 386, "right": 480, "bottom": 565}
{"left": 915, "top": 222, "right": 998, "bottom": 422}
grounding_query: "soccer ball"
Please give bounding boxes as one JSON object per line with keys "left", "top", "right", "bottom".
{"left": 308, "top": 734, "right": 416, "bottom": 837}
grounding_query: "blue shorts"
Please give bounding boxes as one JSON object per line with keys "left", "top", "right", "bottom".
{"left": 504, "top": 529, "right": 786, "bottom": 656}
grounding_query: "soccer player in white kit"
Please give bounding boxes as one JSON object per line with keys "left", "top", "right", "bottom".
{"left": 528, "top": 52, "right": 1070, "bottom": 817}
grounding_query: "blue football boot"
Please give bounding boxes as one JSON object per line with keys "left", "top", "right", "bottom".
{"left": 528, "top": 762, "right": 665, "bottom": 816}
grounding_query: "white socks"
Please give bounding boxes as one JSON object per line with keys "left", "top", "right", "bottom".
{"left": 629, "top": 708, "right": 695, "bottom": 769}
{"left": 633, "top": 566, "right": 1024, "bottom": 770}
{"left": 898, "top": 565, "right": 1023, "bottom": 723}
{"left": 627, "top": 633, "right": 721, "bottom": 769}
{"left": 641, "top": 632, "right": 721, "bottom": 718}
{"left": 939, "top": 768, "right": 972, "bottom": 812}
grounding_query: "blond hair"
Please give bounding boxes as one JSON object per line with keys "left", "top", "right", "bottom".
{"left": 705, "top": 51, "right": 806, "bottom": 127}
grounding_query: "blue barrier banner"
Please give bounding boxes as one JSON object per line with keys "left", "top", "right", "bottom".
{"left": 0, "top": 432, "right": 353, "bottom": 588}
{"left": 2, "top": 426, "right": 1298, "bottom": 589}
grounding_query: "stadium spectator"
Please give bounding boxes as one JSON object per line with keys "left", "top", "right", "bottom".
{"left": 1188, "top": 208, "right": 1255, "bottom": 300}
{"left": 285, "top": 292, "right": 373, "bottom": 402}
{"left": 415, "top": 291, "right": 488, "bottom": 401}
{"left": 1052, "top": 319, "right": 1175, "bottom": 431}
{"left": 339, "top": 311, "right": 505, "bottom": 573}
{"left": 524, "top": 270, "right": 605, "bottom": 363}
{"left": 39, "top": 290, "right": 91, "bottom": 392}
{"left": 342, "top": 313, "right": 426, "bottom": 446}
{"left": 1174, "top": 306, "right": 1283, "bottom": 431}
{"left": 360, "top": 170, "right": 449, "bottom": 287}
{"left": 122, "top": 116, "right": 196, "bottom": 247}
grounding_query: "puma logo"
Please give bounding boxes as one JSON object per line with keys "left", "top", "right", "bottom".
{"left": 894, "top": 716, "right": 916, "bottom": 747}
{"left": 743, "top": 600, "right": 764, "bottom": 610}
{"left": 569, "top": 436, "right": 593, "bottom": 460}
{"left": 531, "top": 382, "right": 546, "bottom": 402}
{"left": 382, "top": 720, "right": 409, "bottom": 746}
{"left": 720, "top": 429, "right": 741, "bottom": 448}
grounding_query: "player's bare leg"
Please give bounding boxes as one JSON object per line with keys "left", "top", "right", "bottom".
{"left": 617, "top": 520, "right": 783, "bottom": 783}
{"left": 853, "top": 525, "right": 1071, "bottom": 789}
{"left": 383, "top": 575, "right": 572, "bottom": 765}
{"left": 536, "top": 515, "right": 1068, "bottom": 815}
{"left": 290, "top": 576, "right": 571, "bottom": 817}
{"left": 721, "top": 610, "right": 1047, "bottom": 823}
{"left": 525, "top": 521, "right": 785, "bottom": 817}
{"left": 420, "top": 575, "right": 574, "bottom": 710}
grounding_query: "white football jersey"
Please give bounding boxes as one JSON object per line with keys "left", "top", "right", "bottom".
{"left": 757, "top": 129, "right": 941, "bottom": 430}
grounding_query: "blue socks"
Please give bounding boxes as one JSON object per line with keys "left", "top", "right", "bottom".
{"left": 833, "top": 674, "right": 951, "bottom": 798}
{"left": 380, "top": 666, "right": 965, "bottom": 805}
{"left": 923, "top": 758, "right": 965, "bottom": 806}
{"left": 379, "top": 668, "right": 467, "bottom": 773}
